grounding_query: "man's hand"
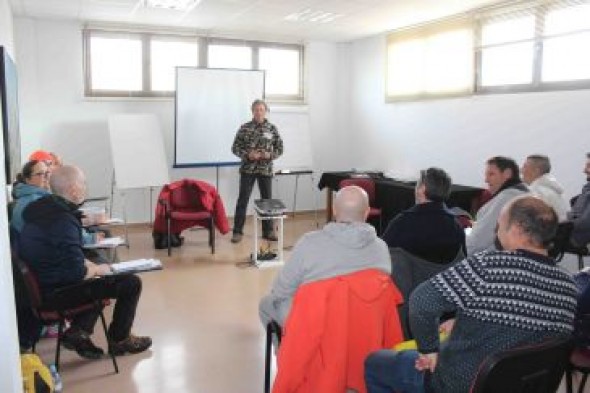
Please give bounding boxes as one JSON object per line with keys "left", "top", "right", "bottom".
{"left": 84, "top": 260, "right": 112, "bottom": 278}
{"left": 248, "top": 150, "right": 262, "bottom": 161}
{"left": 415, "top": 353, "right": 438, "bottom": 372}
{"left": 439, "top": 319, "right": 455, "bottom": 335}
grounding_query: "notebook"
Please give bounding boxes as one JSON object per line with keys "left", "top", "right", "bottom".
{"left": 109, "top": 259, "right": 163, "bottom": 274}
{"left": 254, "top": 199, "right": 287, "bottom": 216}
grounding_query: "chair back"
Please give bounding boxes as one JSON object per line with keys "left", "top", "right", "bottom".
{"left": 12, "top": 255, "right": 43, "bottom": 310}
{"left": 340, "top": 178, "right": 377, "bottom": 204}
{"left": 169, "top": 182, "right": 203, "bottom": 210}
{"left": 548, "top": 221, "right": 574, "bottom": 261}
{"left": 470, "top": 337, "right": 573, "bottom": 393}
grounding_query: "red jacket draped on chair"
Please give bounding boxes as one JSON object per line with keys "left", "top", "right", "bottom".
{"left": 273, "top": 269, "right": 404, "bottom": 393}
{"left": 153, "top": 179, "right": 230, "bottom": 234}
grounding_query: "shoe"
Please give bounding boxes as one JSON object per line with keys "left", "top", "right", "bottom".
{"left": 263, "top": 232, "right": 278, "bottom": 241}
{"left": 43, "top": 323, "right": 60, "bottom": 339}
{"left": 62, "top": 327, "right": 104, "bottom": 359}
{"left": 231, "top": 233, "right": 243, "bottom": 243}
{"left": 110, "top": 334, "right": 152, "bottom": 355}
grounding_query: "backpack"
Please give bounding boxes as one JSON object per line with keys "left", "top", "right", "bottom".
{"left": 20, "top": 354, "right": 53, "bottom": 393}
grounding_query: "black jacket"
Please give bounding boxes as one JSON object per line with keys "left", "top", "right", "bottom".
{"left": 381, "top": 201, "right": 465, "bottom": 263}
{"left": 19, "top": 195, "right": 87, "bottom": 293}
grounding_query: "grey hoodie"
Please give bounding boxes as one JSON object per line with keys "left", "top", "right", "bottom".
{"left": 263, "top": 222, "right": 391, "bottom": 324}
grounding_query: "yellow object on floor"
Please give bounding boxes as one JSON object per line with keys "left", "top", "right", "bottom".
{"left": 20, "top": 353, "right": 54, "bottom": 393}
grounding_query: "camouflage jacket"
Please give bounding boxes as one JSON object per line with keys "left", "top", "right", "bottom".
{"left": 231, "top": 119, "right": 283, "bottom": 176}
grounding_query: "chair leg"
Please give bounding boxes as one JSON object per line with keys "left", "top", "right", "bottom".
{"left": 566, "top": 366, "right": 574, "bottom": 393}
{"left": 167, "top": 216, "right": 171, "bottom": 257}
{"left": 209, "top": 218, "right": 215, "bottom": 254}
{"left": 55, "top": 318, "right": 65, "bottom": 372}
{"left": 579, "top": 254, "right": 585, "bottom": 271}
{"left": 580, "top": 372, "right": 589, "bottom": 393}
{"left": 98, "top": 306, "right": 119, "bottom": 374}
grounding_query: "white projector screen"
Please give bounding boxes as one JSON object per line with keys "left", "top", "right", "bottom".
{"left": 174, "top": 67, "right": 265, "bottom": 167}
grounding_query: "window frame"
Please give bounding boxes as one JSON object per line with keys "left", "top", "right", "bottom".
{"left": 83, "top": 29, "right": 305, "bottom": 102}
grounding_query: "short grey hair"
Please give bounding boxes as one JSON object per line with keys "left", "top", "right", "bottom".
{"left": 506, "top": 196, "right": 558, "bottom": 248}
{"left": 334, "top": 186, "right": 369, "bottom": 223}
{"left": 50, "top": 165, "right": 84, "bottom": 198}
{"left": 251, "top": 99, "right": 268, "bottom": 112}
{"left": 527, "top": 154, "right": 551, "bottom": 175}
{"left": 418, "top": 167, "right": 452, "bottom": 202}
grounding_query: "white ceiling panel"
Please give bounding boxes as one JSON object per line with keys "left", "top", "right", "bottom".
{"left": 9, "top": 0, "right": 502, "bottom": 42}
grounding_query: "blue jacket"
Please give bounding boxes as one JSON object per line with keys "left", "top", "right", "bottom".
{"left": 10, "top": 183, "right": 51, "bottom": 232}
{"left": 381, "top": 201, "right": 465, "bottom": 264}
{"left": 19, "top": 195, "right": 87, "bottom": 294}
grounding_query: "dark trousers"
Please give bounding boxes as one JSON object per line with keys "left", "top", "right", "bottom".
{"left": 233, "top": 174, "right": 273, "bottom": 235}
{"left": 50, "top": 274, "right": 142, "bottom": 342}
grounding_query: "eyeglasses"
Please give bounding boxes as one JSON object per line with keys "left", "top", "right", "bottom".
{"left": 31, "top": 171, "right": 50, "bottom": 178}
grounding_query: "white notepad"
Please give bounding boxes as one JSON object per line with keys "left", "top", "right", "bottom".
{"left": 110, "top": 259, "right": 163, "bottom": 274}
{"left": 83, "top": 236, "right": 126, "bottom": 249}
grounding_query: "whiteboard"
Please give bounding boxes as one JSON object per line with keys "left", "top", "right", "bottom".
{"left": 175, "top": 68, "right": 264, "bottom": 167}
{"left": 108, "top": 114, "right": 170, "bottom": 189}
{"left": 271, "top": 111, "right": 313, "bottom": 172}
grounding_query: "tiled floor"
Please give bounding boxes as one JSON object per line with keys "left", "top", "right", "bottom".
{"left": 31, "top": 212, "right": 588, "bottom": 393}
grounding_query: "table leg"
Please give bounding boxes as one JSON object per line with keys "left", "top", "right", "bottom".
{"left": 326, "top": 188, "right": 334, "bottom": 222}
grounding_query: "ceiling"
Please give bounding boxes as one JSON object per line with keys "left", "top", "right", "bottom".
{"left": 9, "top": 0, "right": 500, "bottom": 42}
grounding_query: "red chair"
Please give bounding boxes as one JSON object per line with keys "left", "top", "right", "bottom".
{"left": 158, "top": 181, "right": 215, "bottom": 256}
{"left": 339, "top": 178, "right": 383, "bottom": 233}
{"left": 13, "top": 256, "right": 118, "bottom": 373}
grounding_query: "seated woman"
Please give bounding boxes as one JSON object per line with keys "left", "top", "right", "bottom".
{"left": 11, "top": 160, "right": 51, "bottom": 233}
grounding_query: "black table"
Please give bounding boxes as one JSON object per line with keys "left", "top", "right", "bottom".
{"left": 318, "top": 171, "right": 484, "bottom": 227}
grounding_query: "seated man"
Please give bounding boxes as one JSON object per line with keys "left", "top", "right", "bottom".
{"left": 19, "top": 165, "right": 152, "bottom": 359}
{"left": 381, "top": 167, "right": 465, "bottom": 264}
{"left": 466, "top": 156, "right": 528, "bottom": 255}
{"left": 259, "top": 185, "right": 391, "bottom": 327}
{"left": 568, "top": 153, "right": 590, "bottom": 247}
{"left": 365, "top": 196, "right": 577, "bottom": 393}
{"left": 521, "top": 154, "right": 569, "bottom": 220}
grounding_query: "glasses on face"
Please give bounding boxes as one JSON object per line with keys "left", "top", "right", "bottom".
{"left": 31, "top": 171, "right": 50, "bottom": 178}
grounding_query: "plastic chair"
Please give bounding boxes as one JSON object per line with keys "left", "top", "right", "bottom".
{"left": 470, "top": 337, "right": 573, "bottom": 393}
{"left": 339, "top": 178, "right": 383, "bottom": 233}
{"left": 159, "top": 182, "right": 215, "bottom": 256}
{"left": 14, "top": 256, "right": 119, "bottom": 373}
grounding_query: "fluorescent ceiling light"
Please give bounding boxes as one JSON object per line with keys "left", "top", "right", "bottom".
{"left": 285, "top": 9, "right": 343, "bottom": 23}
{"left": 142, "top": 0, "right": 200, "bottom": 12}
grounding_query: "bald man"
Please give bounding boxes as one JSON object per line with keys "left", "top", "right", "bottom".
{"left": 19, "top": 165, "right": 152, "bottom": 359}
{"left": 259, "top": 186, "right": 391, "bottom": 327}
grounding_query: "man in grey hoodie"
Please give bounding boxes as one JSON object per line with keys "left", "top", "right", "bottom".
{"left": 259, "top": 186, "right": 391, "bottom": 327}
{"left": 521, "top": 154, "right": 569, "bottom": 220}
{"left": 466, "top": 156, "right": 529, "bottom": 255}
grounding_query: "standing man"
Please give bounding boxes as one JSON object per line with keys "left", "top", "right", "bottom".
{"left": 568, "top": 153, "right": 590, "bottom": 247}
{"left": 231, "top": 99, "right": 283, "bottom": 243}
{"left": 521, "top": 154, "right": 569, "bottom": 220}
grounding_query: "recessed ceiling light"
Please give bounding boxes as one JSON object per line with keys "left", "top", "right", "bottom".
{"left": 142, "top": 0, "right": 200, "bottom": 12}
{"left": 285, "top": 9, "right": 343, "bottom": 23}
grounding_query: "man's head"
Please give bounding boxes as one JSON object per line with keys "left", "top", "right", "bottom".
{"left": 521, "top": 154, "right": 551, "bottom": 185}
{"left": 333, "top": 186, "right": 370, "bottom": 223}
{"left": 251, "top": 99, "right": 268, "bottom": 124}
{"left": 49, "top": 165, "right": 86, "bottom": 205}
{"left": 496, "top": 196, "right": 558, "bottom": 252}
{"left": 485, "top": 156, "right": 521, "bottom": 195}
{"left": 585, "top": 152, "right": 590, "bottom": 181}
{"left": 415, "top": 167, "right": 452, "bottom": 204}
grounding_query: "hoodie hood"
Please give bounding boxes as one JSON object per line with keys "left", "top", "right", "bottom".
{"left": 532, "top": 174, "right": 565, "bottom": 194}
{"left": 13, "top": 182, "right": 50, "bottom": 199}
{"left": 323, "top": 221, "right": 378, "bottom": 249}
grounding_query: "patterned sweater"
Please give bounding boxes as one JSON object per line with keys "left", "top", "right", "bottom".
{"left": 231, "top": 119, "right": 283, "bottom": 176}
{"left": 409, "top": 249, "right": 577, "bottom": 393}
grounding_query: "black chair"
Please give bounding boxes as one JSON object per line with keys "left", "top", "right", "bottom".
{"left": 567, "top": 313, "right": 590, "bottom": 393}
{"left": 14, "top": 256, "right": 119, "bottom": 373}
{"left": 549, "top": 221, "right": 589, "bottom": 270}
{"left": 264, "top": 321, "right": 282, "bottom": 393}
{"left": 470, "top": 337, "right": 573, "bottom": 393}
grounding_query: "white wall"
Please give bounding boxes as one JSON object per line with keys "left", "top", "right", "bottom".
{"left": 14, "top": 18, "right": 346, "bottom": 224}
{"left": 347, "top": 34, "right": 590, "bottom": 201}
{"left": 1, "top": 2, "right": 24, "bottom": 393}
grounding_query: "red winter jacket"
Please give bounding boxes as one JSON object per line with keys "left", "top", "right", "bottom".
{"left": 273, "top": 269, "right": 404, "bottom": 393}
{"left": 153, "top": 179, "right": 230, "bottom": 235}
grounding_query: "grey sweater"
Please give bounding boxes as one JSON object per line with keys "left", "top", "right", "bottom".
{"left": 267, "top": 222, "right": 391, "bottom": 320}
{"left": 466, "top": 187, "right": 528, "bottom": 255}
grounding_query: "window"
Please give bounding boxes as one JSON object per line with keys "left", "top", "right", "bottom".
{"left": 386, "top": 20, "right": 474, "bottom": 100}
{"left": 151, "top": 39, "right": 199, "bottom": 91}
{"left": 84, "top": 29, "right": 304, "bottom": 101}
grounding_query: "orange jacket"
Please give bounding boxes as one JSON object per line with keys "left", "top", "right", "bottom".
{"left": 153, "top": 179, "right": 230, "bottom": 234}
{"left": 273, "top": 269, "right": 404, "bottom": 393}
